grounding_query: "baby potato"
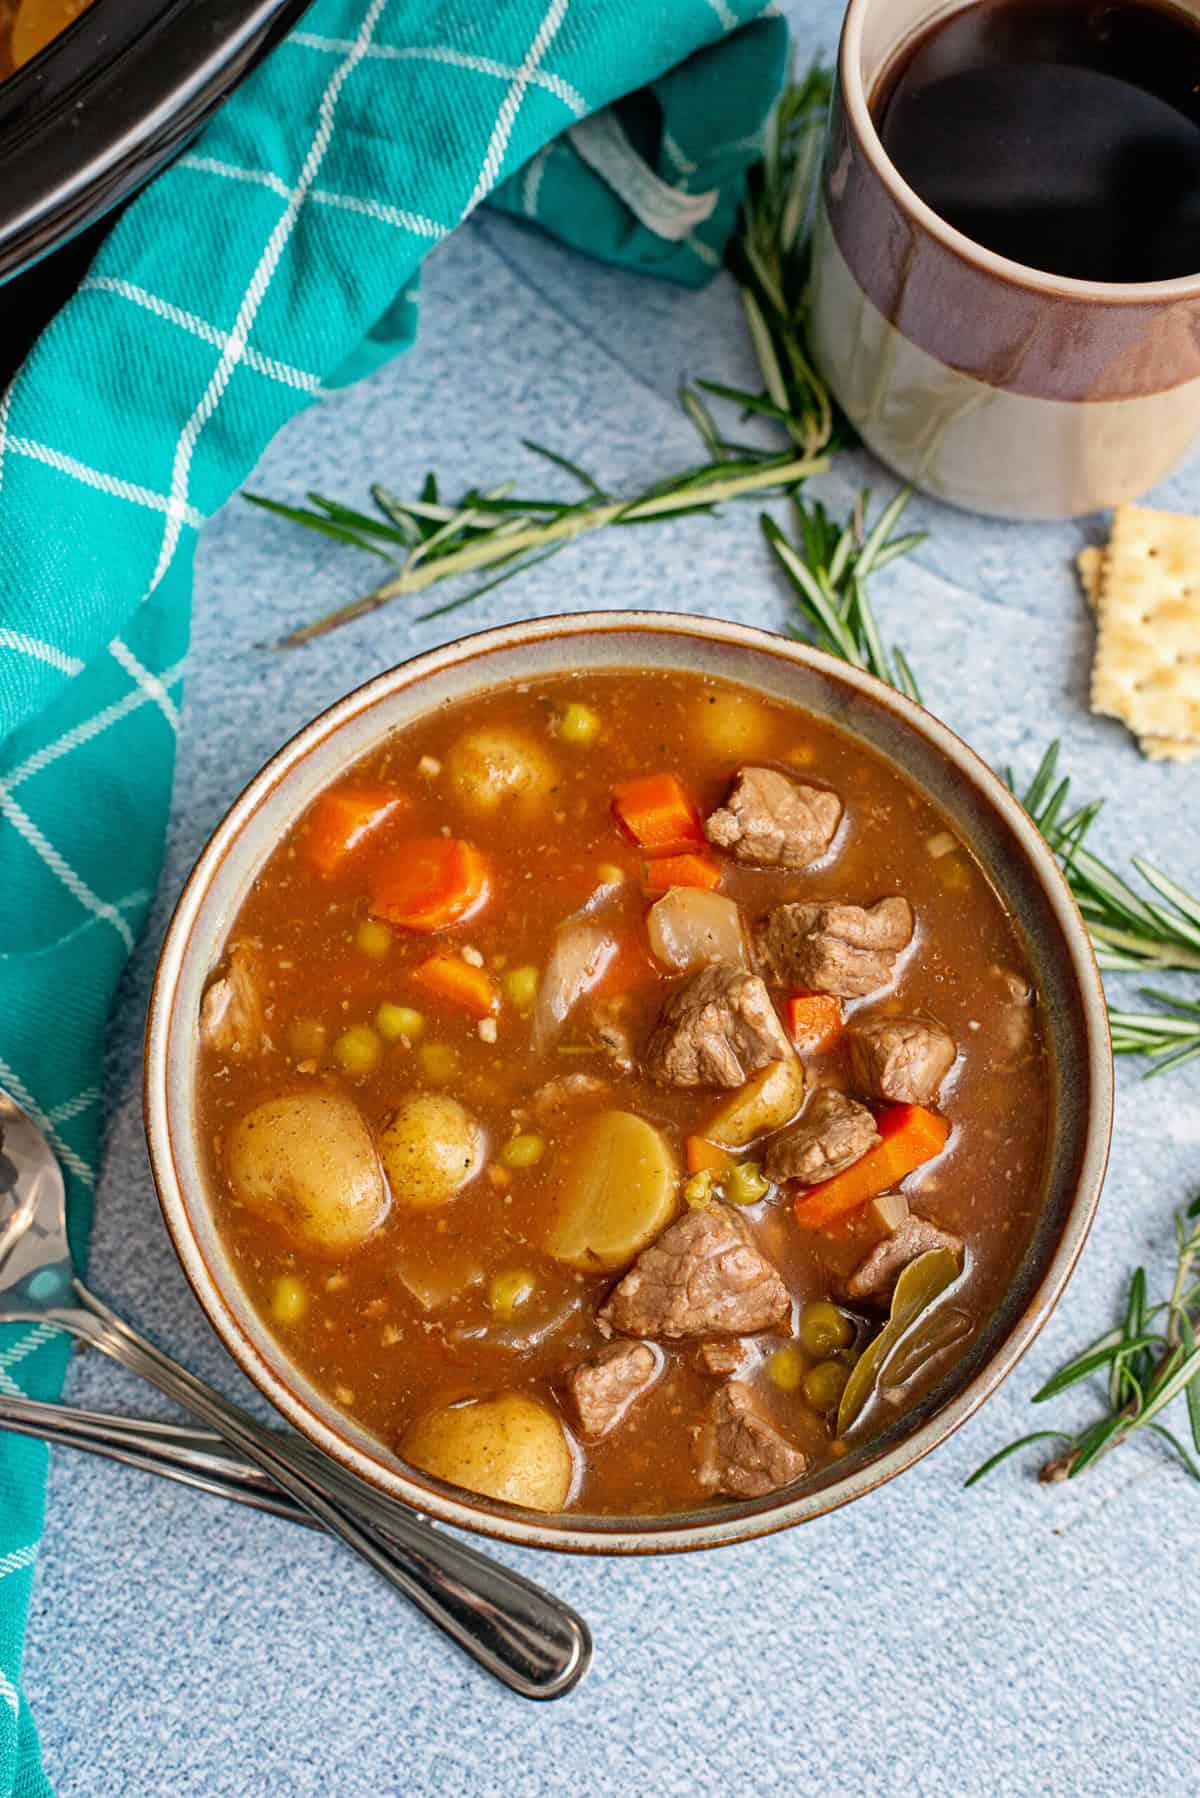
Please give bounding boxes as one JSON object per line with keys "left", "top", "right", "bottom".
{"left": 226, "top": 1091, "right": 388, "bottom": 1254}
{"left": 546, "top": 1110, "right": 678, "bottom": 1271}
{"left": 380, "top": 1094, "right": 484, "bottom": 1209}
{"left": 705, "top": 1055, "right": 806, "bottom": 1149}
{"left": 446, "top": 727, "right": 558, "bottom": 817}
{"left": 402, "top": 1392, "right": 574, "bottom": 1512}
{"left": 695, "top": 688, "right": 773, "bottom": 759}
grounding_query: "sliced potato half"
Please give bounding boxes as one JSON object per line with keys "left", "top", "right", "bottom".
{"left": 546, "top": 1109, "right": 678, "bottom": 1271}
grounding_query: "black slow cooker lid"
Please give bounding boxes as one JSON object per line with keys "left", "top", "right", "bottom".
{"left": 0, "top": 0, "right": 311, "bottom": 288}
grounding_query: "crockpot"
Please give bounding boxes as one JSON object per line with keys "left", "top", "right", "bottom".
{"left": 0, "top": 0, "right": 311, "bottom": 377}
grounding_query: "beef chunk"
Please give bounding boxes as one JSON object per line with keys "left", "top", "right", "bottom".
{"left": 531, "top": 1073, "right": 612, "bottom": 1122}
{"left": 200, "top": 943, "right": 270, "bottom": 1056}
{"left": 600, "top": 1204, "right": 791, "bottom": 1339}
{"left": 695, "top": 1382, "right": 807, "bottom": 1498}
{"left": 697, "top": 1339, "right": 750, "bottom": 1376}
{"left": 848, "top": 1015, "right": 956, "bottom": 1105}
{"left": 705, "top": 767, "right": 842, "bottom": 869}
{"left": 845, "top": 1214, "right": 963, "bottom": 1304}
{"left": 764, "top": 1088, "right": 880, "bottom": 1185}
{"left": 645, "top": 963, "right": 792, "bottom": 1088}
{"left": 561, "top": 1341, "right": 659, "bottom": 1441}
{"left": 755, "top": 897, "right": 913, "bottom": 997}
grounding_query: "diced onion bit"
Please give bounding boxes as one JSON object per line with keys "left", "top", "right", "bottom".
{"left": 376, "top": 1003, "right": 425, "bottom": 1042}
{"left": 925, "top": 830, "right": 958, "bottom": 860}
{"left": 355, "top": 919, "right": 393, "bottom": 960}
{"left": 766, "top": 1345, "right": 806, "bottom": 1392}
{"left": 334, "top": 1025, "right": 382, "bottom": 1075}
{"left": 503, "top": 964, "right": 539, "bottom": 1010}
{"left": 417, "top": 755, "right": 442, "bottom": 777}
{"left": 556, "top": 702, "right": 601, "bottom": 745}
{"left": 866, "top": 1190, "right": 909, "bottom": 1234}
{"left": 489, "top": 1269, "right": 537, "bottom": 1318}
{"left": 501, "top": 1132, "right": 544, "bottom": 1169}
{"left": 460, "top": 945, "right": 485, "bottom": 968}
{"left": 478, "top": 1017, "right": 498, "bottom": 1043}
{"left": 288, "top": 1016, "right": 327, "bottom": 1061}
{"left": 418, "top": 1042, "right": 458, "bottom": 1081}
{"left": 270, "top": 1275, "right": 309, "bottom": 1325}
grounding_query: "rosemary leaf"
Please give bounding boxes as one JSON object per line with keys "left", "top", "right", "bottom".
{"left": 962, "top": 1431, "right": 1073, "bottom": 1488}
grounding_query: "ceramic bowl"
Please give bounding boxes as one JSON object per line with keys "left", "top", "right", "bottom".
{"left": 144, "top": 612, "right": 1112, "bottom": 1553}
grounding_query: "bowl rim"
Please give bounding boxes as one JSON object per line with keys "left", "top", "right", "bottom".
{"left": 143, "top": 610, "right": 1113, "bottom": 1554}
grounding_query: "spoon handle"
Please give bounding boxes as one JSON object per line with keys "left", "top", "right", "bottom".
{"left": 60, "top": 1286, "right": 591, "bottom": 1701}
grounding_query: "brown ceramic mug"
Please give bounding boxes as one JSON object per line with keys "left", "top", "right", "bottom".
{"left": 809, "top": 0, "right": 1200, "bottom": 519}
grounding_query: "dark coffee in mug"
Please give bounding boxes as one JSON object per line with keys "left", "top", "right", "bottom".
{"left": 873, "top": 0, "right": 1200, "bottom": 282}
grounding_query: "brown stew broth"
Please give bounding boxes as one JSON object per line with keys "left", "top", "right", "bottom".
{"left": 198, "top": 671, "right": 1049, "bottom": 1516}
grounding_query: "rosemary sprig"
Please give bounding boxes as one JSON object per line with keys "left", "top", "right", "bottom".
{"left": 966, "top": 1198, "right": 1200, "bottom": 1487}
{"left": 695, "top": 61, "right": 841, "bottom": 465}
{"left": 247, "top": 63, "right": 840, "bottom": 645}
{"left": 1010, "top": 743, "right": 1200, "bottom": 976}
{"left": 249, "top": 447, "right": 828, "bottom": 644}
{"left": 764, "top": 487, "right": 924, "bottom": 701}
{"left": 764, "top": 492, "right": 1200, "bottom": 1073}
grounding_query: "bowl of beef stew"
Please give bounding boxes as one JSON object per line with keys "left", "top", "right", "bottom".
{"left": 144, "top": 613, "right": 1112, "bottom": 1552}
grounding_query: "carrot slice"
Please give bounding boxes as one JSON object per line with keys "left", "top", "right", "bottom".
{"left": 686, "top": 1136, "right": 735, "bottom": 1176}
{"left": 612, "top": 772, "right": 705, "bottom": 854}
{"left": 792, "top": 1104, "right": 950, "bottom": 1231}
{"left": 785, "top": 991, "right": 843, "bottom": 1055}
{"left": 642, "top": 852, "right": 722, "bottom": 894}
{"left": 415, "top": 954, "right": 498, "bottom": 1018}
{"left": 369, "top": 837, "right": 490, "bottom": 932}
{"left": 302, "top": 780, "right": 405, "bottom": 880}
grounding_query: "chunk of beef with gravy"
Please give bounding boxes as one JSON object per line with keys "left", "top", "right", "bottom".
{"left": 561, "top": 1341, "right": 659, "bottom": 1441}
{"left": 848, "top": 1015, "right": 956, "bottom": 1105}
{"left": 646, "top": 963, "right": 792, "bottom": 1088}
{"left": 764, "top": 1088, "right": 880, "bottom": 1186}
{"left": 697, "top": 1339, "right": 750, "bottom": 1377}
{"left": 531, "top": 1073, "right": 612, "bottom": 1123}
{"left": 600, "top": 1204, "right": 790, "bottom": 1339}
{"left": 755, "top": 897, "right": 913, "bottom": 998}
{"left": 695, "top": 1382, "right": 807, "bottom": 1498}
{"left": 846, "top": 1214, "right": 963, "bottom": 1304}
{"left": 200, "top": 943, "right": 270, "bottom": 1056}
{"left": 705, "top": 767, "right": 842, "bottom": 870}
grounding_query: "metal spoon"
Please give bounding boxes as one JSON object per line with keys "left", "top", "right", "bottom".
{"left": 0, "top": 1089, "right": 590, "bottom": 1699}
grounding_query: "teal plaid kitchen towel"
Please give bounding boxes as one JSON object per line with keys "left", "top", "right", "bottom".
{"left": 0, "top": 0, "right": 786, "bottom": 1787}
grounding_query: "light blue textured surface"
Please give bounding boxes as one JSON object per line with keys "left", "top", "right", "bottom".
{"left": 20, "top": 2, "right": 1200, "bottom": 1791}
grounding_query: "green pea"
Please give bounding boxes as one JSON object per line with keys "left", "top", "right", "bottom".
{"left": 724, "top": 1160, "right": 771, "bottom": 1207}
{"left": 333, "top": 1025, "right": 382, "bottom": 1076}
{"left": 489, "top": 1269, "right": 536, "bottom": 1319}
{"left": 803, "top": 1359, "right": 850, "bottom": 1413}
{"left": 557, "top": 702, "right": 601, "bottom": 745}
{"left": 766, "top": 1345, "right": 806, "bottom": 1392}
{"left": 376, "top": 1003, "right": 424, "bottom": 1042}
{"left": 502, "top": 965, "right": 539, "bottom": 1010}
{"left": 798, "top": 1300, "right": 855, "bottom": 1359}
{"left": 501, "top": 1132, "right": 544, "bottom": 1169}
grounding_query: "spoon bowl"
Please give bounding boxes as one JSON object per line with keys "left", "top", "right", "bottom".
{"left": 0, "top": 1085, "right": 591, "bottom": 1699}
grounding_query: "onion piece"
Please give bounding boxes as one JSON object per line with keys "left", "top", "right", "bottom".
{"left": 646, "top": 887, "right": 749, "bottom": 972}
{"left": 532, "top": 918, "right": 617, "bottom": 1051}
